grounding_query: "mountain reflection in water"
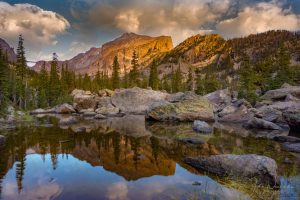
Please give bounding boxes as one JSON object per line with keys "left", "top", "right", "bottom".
{"left": 0, "top": 115, "right": 299, "bottom": 200}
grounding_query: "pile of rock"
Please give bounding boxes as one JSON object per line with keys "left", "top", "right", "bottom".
{"left": 30, "top": 84, "right": 300, "bottom": 131}
{"left": 30, "top": 87, "right": 216, "bottom": 123}
{"left": 205, "top": 84, "right": 300, "bottom": 131}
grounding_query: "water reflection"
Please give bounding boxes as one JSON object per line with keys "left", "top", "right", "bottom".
{"left": 0, "top": 115, "right": 299, "bottom": 199}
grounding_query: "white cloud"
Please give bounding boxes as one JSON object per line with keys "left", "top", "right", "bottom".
{"left": 115, "top": 10, "right": 141, "bottom": 33}
{"left": 216, "top": 1, "right": 300, "bottom": 38}
{"left": 0, "top": 2, "right": 70, "bottom": 59}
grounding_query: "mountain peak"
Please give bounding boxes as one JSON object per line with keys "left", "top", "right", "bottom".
{"left": 120, "top": 32, "right": 138, "bottom": 38}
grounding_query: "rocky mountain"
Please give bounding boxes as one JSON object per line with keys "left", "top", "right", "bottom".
{"left": 152, "top": 30, "right": 300, "bottom": 80}
{"left": 0, "top": 38, "right": 17, "bottom": 63}
{"left": 33, "top": 33, "right": 173, "bottom": 76}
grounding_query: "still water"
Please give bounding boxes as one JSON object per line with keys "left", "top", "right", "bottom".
{"left": 0, "top": 115, "right": 299, "bottom": 200}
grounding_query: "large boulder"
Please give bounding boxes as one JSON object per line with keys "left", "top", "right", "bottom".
{"left": 184, "top": 154, "right": 279, "bottom": 187}
{"left": 55, "top": 103, "right": 76, "bottom": 114}
{"left": 261, "top": 84, "right": 300, "bottom": 101}
{"left": 147, "top": 98, "right": 214, "bottom": 122}
{"left": 111, "top": 87, "right": 169, "bottom": 114}
{"left": 255, "top": 106, "right": 288, "bottom": 128}
{"left": 205, "top": 89, "right": 232, "bottom": 110}
{"left": 193, "top": 120, "right": 213, "bottom": 133}
{"left": 73, "top": 93, "right": 97, "bottom": 112}
{"left": 245, "top": 117, "right": 282, "bottom": 130}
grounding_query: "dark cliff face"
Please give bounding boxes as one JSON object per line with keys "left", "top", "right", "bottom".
{"left": 0, "top": 38, "right": 17, "bottom": 63}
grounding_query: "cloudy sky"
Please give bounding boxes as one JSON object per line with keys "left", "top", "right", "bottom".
{"left": 1, "top": 0, "right": 300, "bottom": 61}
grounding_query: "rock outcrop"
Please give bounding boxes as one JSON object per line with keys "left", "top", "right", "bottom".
{"left": 147, "top": 98, "right": 214, "bottom": 122}
{"left": 184, "top": 154, "right": 279, "bottom": 187}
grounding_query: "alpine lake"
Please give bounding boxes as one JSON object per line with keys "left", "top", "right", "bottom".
{"left": 0, "top": 114, "right": 299, "bottom": 200}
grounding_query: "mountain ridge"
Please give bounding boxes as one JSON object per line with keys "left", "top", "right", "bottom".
{"left": 32, "top": 33, "right": 173, "bottom": 76}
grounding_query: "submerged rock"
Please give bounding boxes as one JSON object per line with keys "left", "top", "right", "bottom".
{"left": 282, "top": 143, "right": 300, "bottom": 153}
{"left": 245, "top": 117, "right": 282, "bottom": 130}
{"left": 184, "top": 154, "right": 279, "bottom": 187}
{"left": 147, "top": 98, "right": 214, "bottom": 122}
{"left": 193, "top": 121, "right": 213, "bottom": 133}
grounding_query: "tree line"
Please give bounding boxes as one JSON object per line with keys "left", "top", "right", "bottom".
{"left": 0, "top": 35, "right": 299, "bottom": 113}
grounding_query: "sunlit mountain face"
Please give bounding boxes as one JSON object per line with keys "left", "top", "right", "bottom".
{"left": 1, "top": 0, "right": 300, "bottom": 61}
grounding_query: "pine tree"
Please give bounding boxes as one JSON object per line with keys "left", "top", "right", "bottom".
{"left": 49, "top": 53, "right": 60, "bottom": 106}
{"left": 111, "top": 56, "right": 120, "bottom": 89}
{"left": 38, "top": 62, "right": 49, "bottom": 107}
{"left": 239, "top": 56, "right": 259, "bottom": 104}
{"left": 172, "top": 64, "right": 183, "bottom": 93}
{"left": 275, "top": 46, "right": 294, "bottom": 87}
{"left": 204, "top": 73, "right": 220, "bottom": 94}
{"left": 129, "top": 50, "right": 139, "bottom": 87}
{"left": 16, "top": 35, "right": 27, "bottom": 81}
{"left": 83, "top": 73, "right": 91, "bottom": 90}
{"left": 149, "top": 59, "right": 159, "bottom": 90}
{"left": 195, "top": 73, "right": 205, "bottom": 95}
{"left": 186, "top": 67, "right": 194, "bottom": 91}
{"left": 16, "top": 35, "right": 27, "bottom": 109}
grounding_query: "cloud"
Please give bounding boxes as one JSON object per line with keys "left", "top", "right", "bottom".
{"left": 115, "top": 10, "right": 141, "bottom": 33}
{"left": 0, "top": 2, "right": 70, "bottom": 59}
{"left": 216, "top": 0, "right": 300, "bottom": 38}
{"left": 71, "top": 0, "right": 235, "bottom": 44}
